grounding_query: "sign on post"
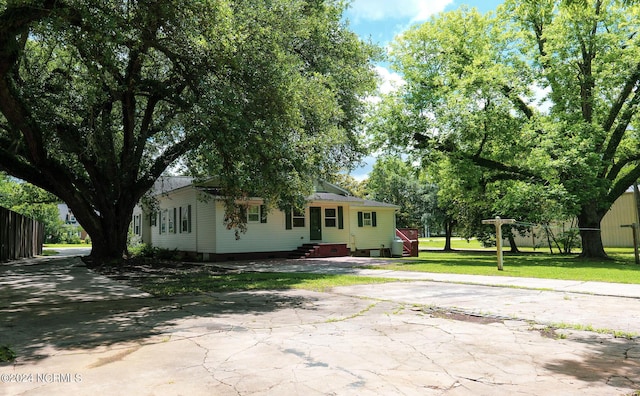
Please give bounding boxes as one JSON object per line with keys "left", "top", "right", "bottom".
{"left": 482, "top": 216, "right": 516, "bottom": 270}
{"left": 621, "top": 223, "right": 640, "bottom": 265}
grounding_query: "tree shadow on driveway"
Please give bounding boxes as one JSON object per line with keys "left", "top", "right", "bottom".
{"left": 0, "top": 257, "right": 319, "bottom": 365}
{"left": 542, "top": 333, "right": 640, "bottom": 390}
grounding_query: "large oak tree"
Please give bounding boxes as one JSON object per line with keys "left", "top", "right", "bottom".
{"left": 0, "top": 0, "right": 377, "bottom": 265}
{"left": 379, "top": 0, "right": 640, "bottom": 258}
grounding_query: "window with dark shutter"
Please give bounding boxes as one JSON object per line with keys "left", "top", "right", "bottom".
{"left": 324, "top": 208, "right": 337, "bottom": 227}
{"left": 293, "top": 208, "right": 305, "bottom": 227}
{"left": 358, "top": 211, "right": 376, "bottom": 227}
{"left": 173, "top": 208, "right": 177, "bottom": 233}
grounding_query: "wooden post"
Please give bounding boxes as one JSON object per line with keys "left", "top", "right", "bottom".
{"left": 482, "top": 216, "right": 516, "bottom": 270}
{"left": 621, "top": 223, "right": 640, "bottom": 264}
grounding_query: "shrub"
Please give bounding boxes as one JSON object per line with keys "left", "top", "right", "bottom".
{"left": 0, "top": 345, "right": 16, "bottom": 362}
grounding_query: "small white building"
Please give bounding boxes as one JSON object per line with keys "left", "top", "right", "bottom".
{"left": 57, "top": 203, "right": 78, "bottom": 225}
{"left": 511, "top": 188, "right": 639, "bottom": 248}
{"left": 132, "top": 178, "right": 399, "bottom": 260}
{"left": 57, "top": 203, "right": 88, "bottom": 240}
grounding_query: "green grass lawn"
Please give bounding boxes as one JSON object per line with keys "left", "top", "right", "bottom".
{"left": 140, "top": 272, "right": 399, "bottom": 296}
{"left": 42, "top": 243, "right": 91, "bottom": 256}
{"left": 420, "top": 237, "right": 550, "bottom": 253}
{"left": 43, "top": 243, "right": 92, "bottom": 248}
{"left": 379, "top": 249, "right": 640, "bottom": 284}
{"left": 419, "top": 237, "right": 491, "bottom": 250}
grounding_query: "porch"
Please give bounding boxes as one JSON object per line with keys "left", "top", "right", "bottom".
{"left": 289, "top": 243, "right": 350, "bottom": 259}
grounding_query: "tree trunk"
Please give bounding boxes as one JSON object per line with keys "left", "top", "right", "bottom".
{"left": 508, "top": 233, "right": 520, "bottom": 253}
{"left": 65, "top": 187, "right": 143, "bottom": 267}
{"left": 443, "top": 219, "right": 453, "bottom": 251}
{"left": 86, "top": 214, "right": 132, "bottom": 266}
{"left": 634, "top": 182, "right": 640, "bottom": 223}
{"left": 577, "top": 203, "right": 607, "bottom": 258}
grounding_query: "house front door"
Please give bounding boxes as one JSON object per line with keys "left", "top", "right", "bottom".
{"left": 310, "top": 206, "right": 322, "bottom": 241}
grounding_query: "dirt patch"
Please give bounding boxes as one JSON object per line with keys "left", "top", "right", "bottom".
{"left": 87, "top": 345, "right": 142, "bottom": 368}
{"left": 536, "top": 326, "right": 560, "bottom": 339}
{"left": 425, "top": 308, "right": 503, "bottom": 325}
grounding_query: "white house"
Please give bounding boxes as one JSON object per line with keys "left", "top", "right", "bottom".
{"left": 132, "top": 178, "right": 400, "bottom": 260}
{"left": 57, "top": 203, "right": 88, "bottom": 240}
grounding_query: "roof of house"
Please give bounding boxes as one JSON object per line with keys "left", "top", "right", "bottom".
{"left": 151, "top": 176, "right": 194, "bottom": 195}
{"left": 309, "top": 192, "right": 399, "bottom": 208}
{"left": 150, "top": 176, "right": 398, "bottom": 209}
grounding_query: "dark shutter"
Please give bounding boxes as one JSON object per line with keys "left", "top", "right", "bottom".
{"left": 357, "top": 211, "right": 363, "bottom": 227}
{"left": 285, "top": 208, "right": 292, "bottom": 230}
{"left": 372, "top": 211, "right": 377, "bottom": 227}
{"left": 188, "top": 205, "right": 192, "bottom": 233}
{"left": 260, "top": 204, "right": 267, "bottom": 223}
{"left": 178, "top": 207, "right": 182, "bottom": 233}
{"left": 338, "top": 206, "right": 344, "bottom": 229}
{"left": 173, "top": 208, "right": 177, "bottom": 233}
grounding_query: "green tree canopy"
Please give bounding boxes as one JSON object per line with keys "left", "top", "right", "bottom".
{"left": 0, "top": 172, "right": 62, "bottom": 240}
{"left": 376, "top": 0, "right": 640, "bottom": 258}
{"left": 0, "top": 0, "right": 378, "bottom": 264}
{"left": 364, "top": 156, "right": 433, "bottom": 230}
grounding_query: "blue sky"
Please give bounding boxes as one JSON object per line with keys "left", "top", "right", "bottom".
{"left": 344, "top": 0, "right": 503, "bottom": 48}
{"left": 344, "top": 0, "right": 504, "bottom": 180}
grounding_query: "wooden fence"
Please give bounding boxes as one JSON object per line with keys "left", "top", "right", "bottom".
{"left": 0, "top": 206, "right": 44, "bottom": 262}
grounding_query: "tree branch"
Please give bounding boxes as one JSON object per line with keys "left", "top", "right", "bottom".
{"left": 606, "top": 163, "right": 640, "bottom": 206}
{"left": 140, "top": 134, "right": 202, "bottom": 189}
{"left": 470, "top": 154, "right": 544, "bottom": 182}
{"left": 601, "top": 83, "right": 640, "bottom": 169}
{"left": 606, "top": 153, "right": 640, "bottom": 182}
{"left": 501, "top": 86, "right": 534, "bottom": 119}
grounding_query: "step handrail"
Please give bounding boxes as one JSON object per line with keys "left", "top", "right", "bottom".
{"left": 395, "top": 229, "right": 413, "bottom": 254}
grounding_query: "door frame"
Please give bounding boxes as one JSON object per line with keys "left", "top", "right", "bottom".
{"left": 309, "top": 206, "right": 322, "bottom": 241}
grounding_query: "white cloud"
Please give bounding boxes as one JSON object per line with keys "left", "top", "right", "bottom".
{"left": 376, "top": 66, "right": 405, "bottom": 95}
{"left": 348, "top": 0, "right": 453, "bottom": 22}
{"left": 530, "top": 84, "right": 552, "bottom": 114}
{"left": 365, "top": 66, "right": 403, "bottom": 108}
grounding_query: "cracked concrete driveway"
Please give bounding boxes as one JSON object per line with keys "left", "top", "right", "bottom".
{"left": 1, "top": 256, "right": 639, "bottom": 395}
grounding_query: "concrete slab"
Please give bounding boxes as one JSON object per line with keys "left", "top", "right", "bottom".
{"left": 1, "top": 256, "right": 639, "bottom": 395}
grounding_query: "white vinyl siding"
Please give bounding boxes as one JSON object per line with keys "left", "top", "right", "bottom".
{"left": 306, "top": 203, "right": 349, "bottom": 245}
{"left": 131, "top": 205, "right": 152, "bottom": 245}
{"left": 152, "top": 187, "right": 199, "bottom": 252}
{"left": 144, "top": 183, "right": 398, "bottom": 255}
{"left": 215, "top": 201, "right": 304, "bottom": 253}
{"left": 195, "top": 194, "right": 217, "bottom": 253}
{"left": 350, "top": 207, "right": 396, "bottom": 251}
{"left": 601, "top": 192, "right": 638, "bottom": 247}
